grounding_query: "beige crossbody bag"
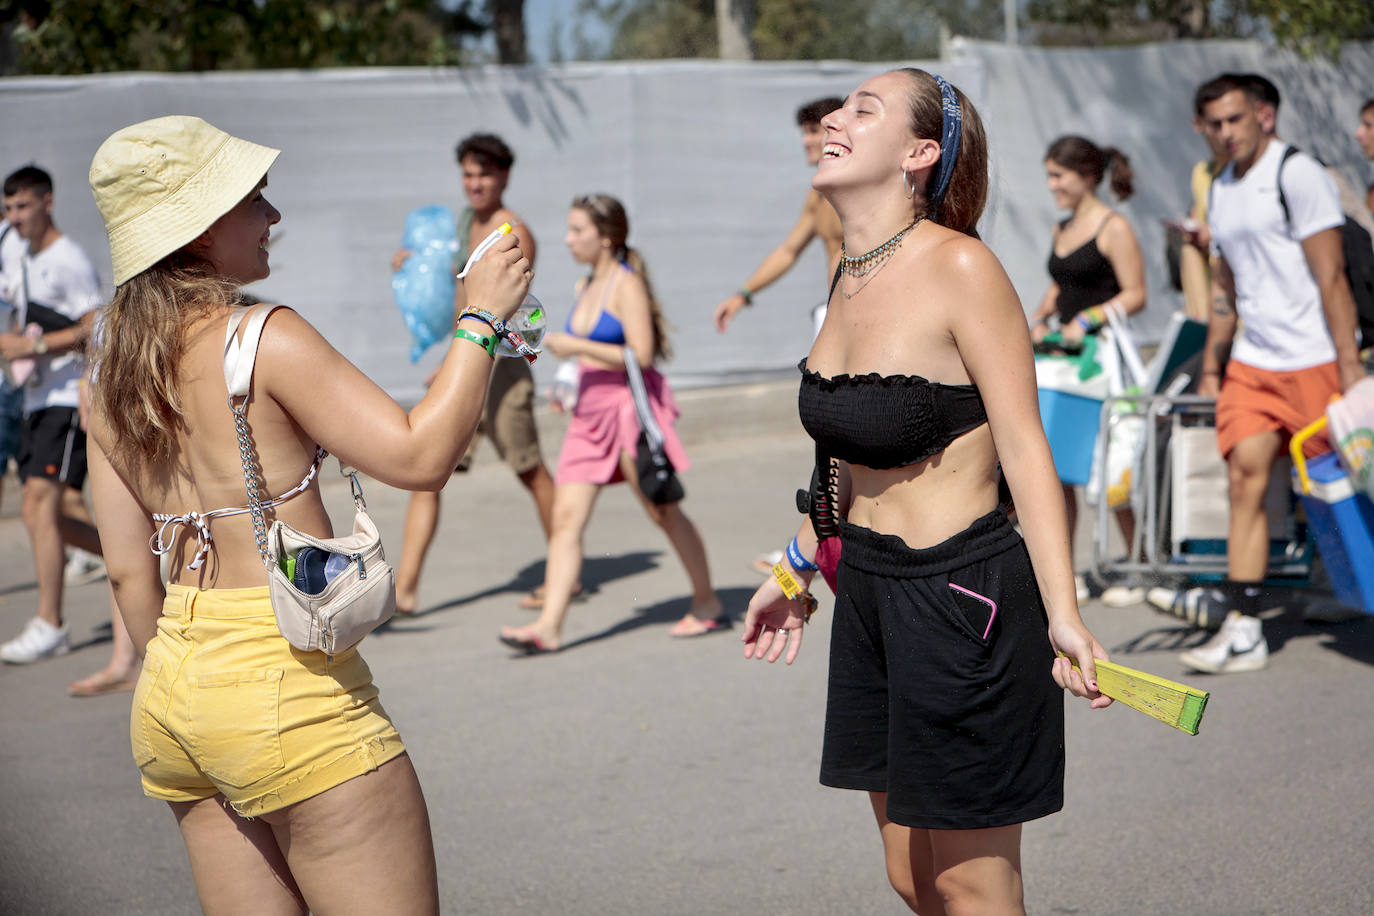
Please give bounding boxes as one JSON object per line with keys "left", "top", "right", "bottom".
{"left": 225, "top": 305, "right": 396, "bottom": 654}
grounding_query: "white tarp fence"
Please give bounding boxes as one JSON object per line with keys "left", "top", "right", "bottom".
{"left": 1, "top": 40, "right": 1371, "bottom": 401}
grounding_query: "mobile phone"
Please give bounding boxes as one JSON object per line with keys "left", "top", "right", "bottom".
{"left": 291, "top": 547, "right": 353, "bottom": 595}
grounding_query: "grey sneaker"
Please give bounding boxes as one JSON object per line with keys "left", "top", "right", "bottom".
{"left": 1303, "top": 597, "right": 1364, "bottom": 624}
{"left": 1148, "top": 586, "right": 1229, "bottom": 630}
{"left": 0, "top": 617, "right": 71, "bottom": 664}
{"left": 1179, "top": 611, "right": 1269, "bottom": 674}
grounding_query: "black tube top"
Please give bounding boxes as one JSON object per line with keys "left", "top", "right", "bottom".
{"left": 797, "top": 358, "right": 988, "bottom": 469}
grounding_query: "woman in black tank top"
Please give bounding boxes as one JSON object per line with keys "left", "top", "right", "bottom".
{"left": 1029, "top": 136, "right": 1148, "bottom": 604}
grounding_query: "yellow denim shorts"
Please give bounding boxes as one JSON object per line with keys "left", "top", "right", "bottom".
{"left": 131, "top": 584, "right": 406, "bottom": 817}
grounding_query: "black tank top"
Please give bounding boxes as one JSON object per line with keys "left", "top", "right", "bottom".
{"left": 1047, "top": 213, "right": 1120, "bottom": 324}
{"left": 797, "top": 359, "right": 988, "bottom": 470}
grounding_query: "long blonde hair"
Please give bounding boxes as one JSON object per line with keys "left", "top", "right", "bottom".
{"left": 572, "top": 193, "right": 672, "bottom": 362}
{"left": 93, "top": 250, "right": 238, "bottom": 469}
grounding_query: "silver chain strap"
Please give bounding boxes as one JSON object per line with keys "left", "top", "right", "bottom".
{"left": 230, "top": 394, "right": 273, "bottom": 568}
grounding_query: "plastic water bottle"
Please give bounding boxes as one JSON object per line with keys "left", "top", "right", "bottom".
{"left": 549, "top": 358, "right": 580, "bottom": 411}
{"left": 496, "top": 292, "right": 546, "bottom": 358}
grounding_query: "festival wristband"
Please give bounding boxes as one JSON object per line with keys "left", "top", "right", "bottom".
{"left": 459, "top": 308, "right": 499, "bottom": 331}
{"left": 772, "top": 563, "right": 819, "bottom": 622}
{"left": 459, "top": 307, "right": 539, "bottom": 364}
{"left": 453, "top": 327, "right": 496, "bottom": 358}
{"left": 738, "top": 286, "right": 753, "bottom": 305}
{"left": 786, "top": 536, "right": 818, "bottom": 573}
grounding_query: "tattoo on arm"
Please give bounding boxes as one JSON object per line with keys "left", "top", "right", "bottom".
{"left": 1211, "top": 294, "right": 1232, "bottom": 318}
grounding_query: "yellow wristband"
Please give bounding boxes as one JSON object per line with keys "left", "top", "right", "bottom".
{"left": 772, "top": 563, "right": 819, "bottom": 622}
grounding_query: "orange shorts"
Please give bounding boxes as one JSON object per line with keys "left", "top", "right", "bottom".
{"left": 1215, "top": 360, "right": 1338, "bottom": 460}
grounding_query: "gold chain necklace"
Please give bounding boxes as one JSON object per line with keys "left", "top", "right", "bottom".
{"left": 838, "top": 216, "right": 923, "bottom": 298}
{"left": 839, "top": 217, "right": 922, "bottom": 278}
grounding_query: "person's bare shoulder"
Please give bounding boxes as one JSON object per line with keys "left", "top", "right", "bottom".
{"left": 928, "top": 231, "right": 1018, "bottom": 314}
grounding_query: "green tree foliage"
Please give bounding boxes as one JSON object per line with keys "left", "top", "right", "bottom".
{"left": 581, "top": 0, "right": 1008, "bottom": 61}
{"left": 1026, "top": 0, "right": 1374, "bottom": 56}
{"left": 0, "top": 0, "right": 518, "bottom": 74}
{"left": 1245, "top": 0, "right": 1374, "bottom": 58}
{"left": 576, "top": 0, "right": 718, "bottom": 59}
{"left": 582, "top": 0, "right": 1373, "bottom": 61}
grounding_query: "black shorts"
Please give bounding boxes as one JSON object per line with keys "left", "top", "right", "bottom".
{"left": 821, "top": 510, "right": 1064, "bottom": 830}
{"left": 18, "top": 406, "right": 88, "bottom": 488}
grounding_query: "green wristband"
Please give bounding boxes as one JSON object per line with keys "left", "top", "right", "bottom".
{"left": 739, "top": 286, "right": 753, "bottom": 305}
{"left": 454, "top": 327, "right": 496, "bottom": 358}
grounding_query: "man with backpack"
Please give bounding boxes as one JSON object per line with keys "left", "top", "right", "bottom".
{"left": 1178, "top": 74, "right": 1365, "bottom": 674}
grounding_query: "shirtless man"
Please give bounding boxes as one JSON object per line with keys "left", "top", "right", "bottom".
{"left": 713, "top": 96, "right": 844, "bottom": 338}
{"left": 391, "top": 133, "right": 560, "bottom": 614}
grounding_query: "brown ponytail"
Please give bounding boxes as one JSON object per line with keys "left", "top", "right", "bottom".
{"left": 1045, "top": 135, "right": 1134, "bottom": 202}
{"left": 896, "top": 68, "right": 988, "bottom": 237}
{"left": 572, "top": 193, "right": 673, "bottom": 362}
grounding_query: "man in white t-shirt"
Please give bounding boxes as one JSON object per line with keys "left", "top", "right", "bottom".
{"left": 0, "top": 166, "right": 105, "bottom": 664}
{"left": 1, "top": 218, "right": 29, "bottom": 501}
{"left": 1181, "top": 74, "right": 1364, "bottom": 674}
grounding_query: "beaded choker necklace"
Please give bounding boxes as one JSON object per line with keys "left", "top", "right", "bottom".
{"left": 839, "top": 217, "right": 922, "bottom": 277}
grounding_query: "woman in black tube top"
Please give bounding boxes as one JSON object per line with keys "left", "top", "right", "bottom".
{"left": 1029, "top": 136, "right": 1147, "bottom": 605}
{"left": 740, "top": 70, "right": 1111, "bottom": 915}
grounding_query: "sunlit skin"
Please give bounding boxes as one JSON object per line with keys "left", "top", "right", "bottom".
{"left": 562, "top": 206, "right": 603, "bottom": 265}
{"left": 1201, "top": 89, "right": 1269, "bottom": 177}
{"left": 1356, "top": 107, "right": 1374, "bottom": 161}
{"left": 194, "top": 177, "right": 280, "bottom": 286}
{"left": 1043, "top": 160, "right": 1093, "bottom": 212}
{"left": 2, "top": 187, "right": 57, "bottom": 251}
{"left": 800, "top": 121, "right": 826, "bottom": 166}
{"left": 460, "top": 155, "right": 509, "bottom": 214}
{"left": 812, "top": 76, "right": 939, "bottom": 206}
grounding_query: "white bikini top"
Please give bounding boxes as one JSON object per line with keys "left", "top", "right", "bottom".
{"left": 151, "top": 305, "right": 326, "bottom": 571}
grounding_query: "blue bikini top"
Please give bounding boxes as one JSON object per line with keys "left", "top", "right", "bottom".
{"left": 567, "top": 263, "right": 628, "bottom": 345}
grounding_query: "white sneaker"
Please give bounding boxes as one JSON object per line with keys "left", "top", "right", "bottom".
{"left": 1178, "top": 611, "right": 1268, "bottom": 674}
{"left": 1146, "top": 587, "right": 1177, "bottom": 611}
{"left": 1075, "top": 575, "right": 1090, "bottom": 602}
{"left": 0, "top": 617, "right": 71, "bottom": 664}
{"left": 1099, "top": 585, "right": 1146, "bottom": 607}
{"left": 64, "top": 548, "right": 107, "bottom": 587}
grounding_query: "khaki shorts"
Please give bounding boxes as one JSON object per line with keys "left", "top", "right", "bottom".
{"left": 459, "top": 356, "right": 543, "bottom": 474}
{"left": 131, "top": 584, "right": 406, "bottom": 816}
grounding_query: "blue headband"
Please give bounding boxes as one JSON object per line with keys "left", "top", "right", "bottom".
{"left": 930, "top": 74, "right": 962, "bottom": 218}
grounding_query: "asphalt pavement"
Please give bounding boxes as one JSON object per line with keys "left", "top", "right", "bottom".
{"left": 1, "top": 381, "right": 1371, "bottom": 915}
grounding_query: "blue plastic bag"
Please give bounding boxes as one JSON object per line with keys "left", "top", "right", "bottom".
{"left": 391, "top": 205, "right": 457, "bottom": 363}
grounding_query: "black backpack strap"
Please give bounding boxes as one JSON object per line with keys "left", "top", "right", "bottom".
{"left": 1275, "top": 144, "right": 1301, "bottom": 227}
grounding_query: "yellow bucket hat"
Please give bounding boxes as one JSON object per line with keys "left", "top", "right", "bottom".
{"left": 89, "top": 115, "right": 280, "bottom": 286}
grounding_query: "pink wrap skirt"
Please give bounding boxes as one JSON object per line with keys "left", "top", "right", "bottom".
{"left": 556, "top": 366, "right": 690, "bottom": 486}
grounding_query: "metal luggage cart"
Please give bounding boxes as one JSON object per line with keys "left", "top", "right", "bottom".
{"left": 1090, "top": 393, "right": 1311, "bottom": 584}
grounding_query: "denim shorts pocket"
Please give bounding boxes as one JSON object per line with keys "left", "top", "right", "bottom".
{"left": 130, "top": 656, "right": 164, "bottom": 768}
{"left": 188, "top": 667, "right": 285, "bottom": 788}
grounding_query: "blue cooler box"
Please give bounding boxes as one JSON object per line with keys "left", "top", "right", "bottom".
{"left": 1038, "top": 388, "right": 1103, "bottom": 486}
{"left": 1294, "top": 451, "right": 1374, "bottom": 614}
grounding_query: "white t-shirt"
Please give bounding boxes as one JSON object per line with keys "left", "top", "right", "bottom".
{"left": 1209, "top": 140, "right": 1346, "bottom": 372}
{"left": 0, "top": 221, "right": 26, "bottom": 323}
{"left": 9, "top": 235, "right": 104, "bottom": 412}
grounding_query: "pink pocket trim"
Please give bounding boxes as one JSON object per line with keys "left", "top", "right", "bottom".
{"left": 948, "top": 583, "right": 998, "bottom": 639}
